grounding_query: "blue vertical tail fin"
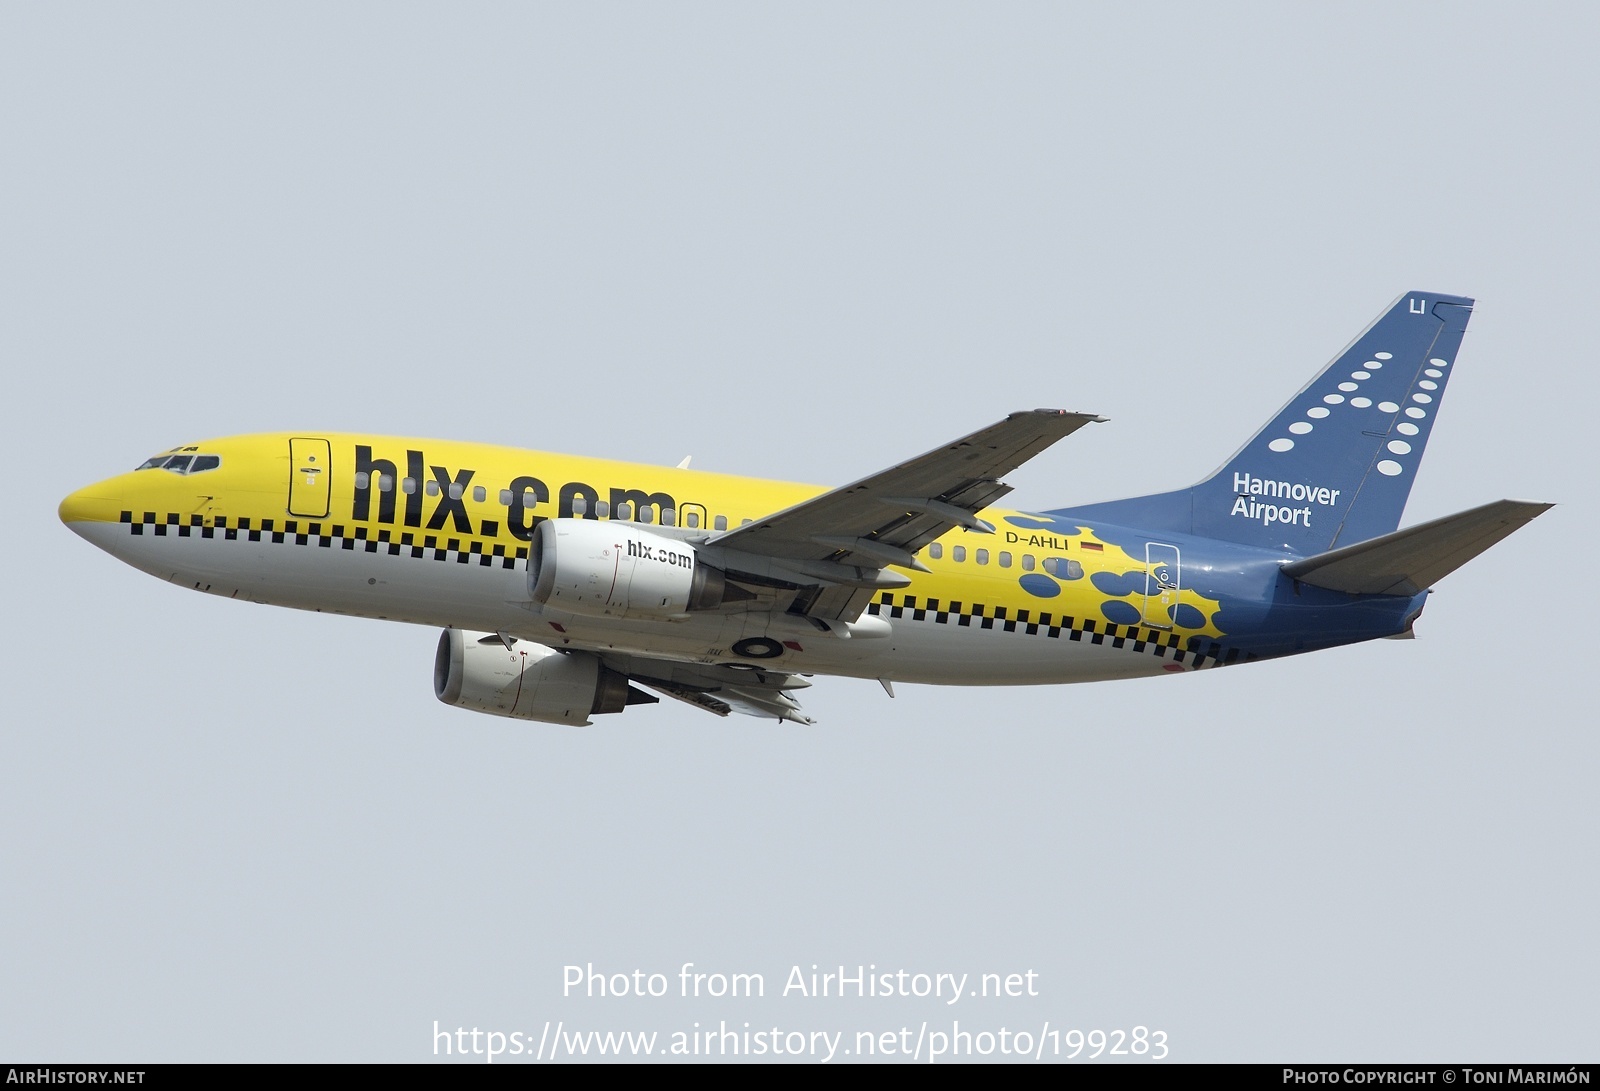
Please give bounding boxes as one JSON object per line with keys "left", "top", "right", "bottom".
{"left": 1051, "top": 292, "right": 1475, "bottom": 554}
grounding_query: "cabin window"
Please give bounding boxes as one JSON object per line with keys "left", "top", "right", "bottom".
{"left": 596, "top": 500, "right": 610, "bottom": 518}
{"left": 1043, "top": 557, "right": 1083, "bottom": 580}
{"left": 661, "top": 508, "right": 676, "bottom": 527}
{"left": 354, "top": 471, "right": 370, "bottom": 489}
{"left": 425, "top": 480, "right": 440, "bottom": 497}
{"left": 378, "top": 474, "right": 394, "bottom": 492}
{"left": 499, "top": 489, "right": 513, "bottom": 505}
{"left": 999, "top": 551, "right": 1012, "bottom": 568}
{"left": 928, "top": 543, "right": 943, "bottom": 560}
{"left": 1021, "top": 554, "right": 1035, "bottom": 571}
{"left": 714, "top": 515, "right": 728, "bottom": 531}
{"left": 472, "top": 486, "right": 486, "bottom": 503}
{"left": 448, "top": 482, "right": 464, "bottom": 500}
{"left": 685, "top": 512, "right": 700, "bottom": 529}
{"left": 741, "top": 518, "right": 752, "bottom": 526}
{"left": 401, "top": 478, "right": 417, "bottom": 494}
{"left": 572, "top": 498, "right": 589, "bottom": 516}
{"left": 952, "top": 545, "right": 967, "bottom": 562}
{"left": 614, "top": 502, "right": 632, "bottom": 520}
{"left": 975, "top": 549, "right": 989, "bottom": 565}
{"left": 638, "top": 504, "right": 655, "bottom": 524}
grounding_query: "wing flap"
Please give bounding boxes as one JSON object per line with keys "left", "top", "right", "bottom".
{"left": 601, "top": 654, "right": 816, "bottom": 724}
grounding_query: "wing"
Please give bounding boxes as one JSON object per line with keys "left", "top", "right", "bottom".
{"left": 599, "top": 653, "right": 816, "bottom": 725}
{"left": 701, "top": 409, "right": 1102, "bottom": 622}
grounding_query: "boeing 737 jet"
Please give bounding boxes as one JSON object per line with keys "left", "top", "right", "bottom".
{"left": 60, "top": 292, "right": 1549, "bottom": 725}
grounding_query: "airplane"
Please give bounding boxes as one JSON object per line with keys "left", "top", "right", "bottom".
{"left": 59, "top": 292, "right": 1550, "bottom": 727}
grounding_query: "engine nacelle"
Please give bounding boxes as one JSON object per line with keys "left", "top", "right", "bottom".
{"left": 433, "top": 629, "right": 634, "bottom": 726}
{"left": 527, "top": 518, "right": 728, "bottom": 620}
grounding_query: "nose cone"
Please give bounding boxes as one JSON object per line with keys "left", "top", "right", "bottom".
{"left": 59, "top": 478, "right": 128, "bottom": 540}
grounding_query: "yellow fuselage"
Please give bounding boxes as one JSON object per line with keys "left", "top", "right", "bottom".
{"left": 60, "top": 432, "right": 1228, "bottom": 685}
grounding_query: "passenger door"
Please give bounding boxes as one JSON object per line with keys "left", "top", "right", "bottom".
{"left": 1142, "top": 543, "right": 1181, "bottom": 629}
{"left": 287, "top": 437, "right": 332, "bottom": 518}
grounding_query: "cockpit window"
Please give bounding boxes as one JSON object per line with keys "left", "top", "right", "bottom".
{"left": 136, "top": 453, "right": 221, "bottom": 474}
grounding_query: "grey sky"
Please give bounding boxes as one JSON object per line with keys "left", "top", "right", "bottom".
{"left": 3, "top": 4, "right": 1594, "bottom": 1062}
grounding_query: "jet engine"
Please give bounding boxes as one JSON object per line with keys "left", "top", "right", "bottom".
{"left": 527, "top": 518, "right": 731, "bottom": 620}
{"left": 432, "top": 629, "right": 652, "bottom": 726}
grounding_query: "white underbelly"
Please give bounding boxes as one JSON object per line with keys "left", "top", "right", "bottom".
{"left": 81, "top": 524, "right": 1184, "bottom": 685}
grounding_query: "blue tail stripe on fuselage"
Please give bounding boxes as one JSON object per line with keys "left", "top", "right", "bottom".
{"left": 1050, "top": 292, "right": 1474, "bottom": 556}
{"left": 1001, "top": 510, "right": 1427, "bottom": 659}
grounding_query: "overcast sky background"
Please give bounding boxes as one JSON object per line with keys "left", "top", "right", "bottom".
{"left": 3, "top": 4, "right": 1595, "bottom": 1063}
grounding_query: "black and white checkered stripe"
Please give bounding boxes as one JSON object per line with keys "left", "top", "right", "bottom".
{"left": 866, "top": 592, "right": 1256, "bottom": 670}
{"left": 120, "top": 511, "right": 527, "bottom": 570}
{"left": 117, "top": 513, "right": 1250, "bottom": 667}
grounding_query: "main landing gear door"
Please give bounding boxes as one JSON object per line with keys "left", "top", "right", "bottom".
{"left": 1142, "top": 543, "right": 1180, "bottom": 629}
{"left": 288, "top": 437, "right": 332, "bottom": 518}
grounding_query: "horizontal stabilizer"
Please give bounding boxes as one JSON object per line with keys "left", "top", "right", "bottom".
{"left": 1281, "top": 499, "right": 1553, "bottom": 596}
